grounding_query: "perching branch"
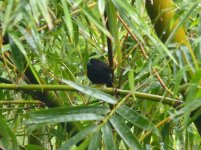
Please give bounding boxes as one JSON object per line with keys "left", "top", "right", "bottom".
{"left": 0, "top": 84, "right": 182, "bottom": 107}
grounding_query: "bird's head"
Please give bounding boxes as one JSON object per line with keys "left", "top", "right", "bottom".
{"left": 87, "top": 58, "right": 100, "bottom": 66}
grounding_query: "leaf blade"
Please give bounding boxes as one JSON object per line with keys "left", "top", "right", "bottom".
{"left": 61, "top": 79, "right": 117, "bottom": 104}
{"left": 110, "top": 114, "right": 143, "bottom": 150}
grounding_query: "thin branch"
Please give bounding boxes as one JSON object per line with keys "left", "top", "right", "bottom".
{"left": 0, "top": 84, "right": 182, "bottom": 106}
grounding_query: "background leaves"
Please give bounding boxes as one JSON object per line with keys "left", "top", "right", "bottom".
{"left": 0, "top": 0, "right": 201, "bottom": 149}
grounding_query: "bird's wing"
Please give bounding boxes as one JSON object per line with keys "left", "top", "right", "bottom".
{"left": 100, "top": 63, "right": 111, "bottom": 74}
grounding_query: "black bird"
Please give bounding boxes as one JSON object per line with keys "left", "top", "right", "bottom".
{"left": 87, "top": 58, "right": 113, "bottom": 87}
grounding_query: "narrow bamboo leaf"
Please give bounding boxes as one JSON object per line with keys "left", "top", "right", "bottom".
{"left": 101, "top": 123, "right": 116, "bottom": 150}
{"left": 82, "top": 5, "right": 112, "bottom": 39}
{"left": 161, "top": 123, "right": 170, "bottom": 149}
{"left": 174, "top": 98, "right": 201, "bottom": 118}
{"left": 0, "top": 76, "right": 12, "bottom": 83}
{"left": 36, "top": 1, "right": 53, "bottom": 29}
{"left": 173, "top": 66, "right": 188, "bottom": 94}
{"left": 29, "top": 106, "right": 109, "bottom": 116}
{"left": 61, "top": 0, "right": 74, "bottom": 42}
{"left": 106, "top": 1, "right": 122, "bottom": 65}
{"left": 10, "top": 43, "right": 25, "bottom": 72}
{"left": 73, "top": 21, "right": 79, "bottom": 45}
{"left": 147, "top": 34, "right": 178, "bottom": 66}
{"left": 27, "top": 113, "right": 103, "bottom": 124}
{"left": 26, "top": 106, "right": 109, "bottom": 124}
{"left": 188, "top": 107, "right": 201, "bottom": 125}
{"left": 88, "top": 130, "right": 101, "bottom": 150}
{"left": 18, "top": 26, "right": 39, "bottom": 55}
{"left": 9, "top": 33, "right": 41, "bottom": 84}
{"left": 25, "top": 144, "right": 46, "bottom": 150}
{"left": 0, "top": 118, "right": 18, "bottom": 150}
{"left": 98, "top": 0, "right": 105, "bottom": 16}
{"left": 135, "top": 0, "right": 144, "bottom": 14}
{"left": 61, "top": 79, "right": 117, "bottom": 104}
{"left": 62, "top": 63, "right": 76, "bottom": 81}
{"left": 59, "top": 125, "right": 97, "bottom": 150}
{"left": 183, "top": 78, "right": 201, "bottom": 127}
{"left": 165, "top": 2, "right": 199, "bottom": 45}
{"left": 106, "top": 1, "right": 118, "bottom": 39}
{"left": 110, "top": 114, "right": 143, "bottom": 150}
{"left": 76, "top": 137, "right": 91, "bottom": 150}
{"left": 2, "top": 0, "right": 13, "bottom": 35}
{"left": 9, "top": 33, "right": 27, "bottom": 57}
{"left": 29, "top": 0, "right": 40, "bottom": 25}
{"left": 111, "top": 0, "right": 144, "bottom": 27}
{"left": 112, "top": 0, "right": 178, "bottom": 66}
{"left": 117, "top": 105, "right": 160, "bottom": 136}
{"left": 71, "top": 0, "right": 83, "bottom": 8}
{"left": 128, "top": 70, "right": 135, "bottom": 99}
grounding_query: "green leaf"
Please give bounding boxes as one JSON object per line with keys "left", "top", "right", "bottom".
{"left": 61, "top": 79, "right": 117, "bottom": 104}
{"left": 165, "top": 2, "right": 200, "bottom": 45}
{"left": 26, "top": 106, "right": 109, "bottom": 124}
{"left": 189, "top": 108, "right": 201, "bottom": 125}
{"left": 112, "top": 0, "right": 142, "bottom": 26}
{"left": 174, "top": 98, "right": 201, "bottom": 118}
{"left": 0, "top": 118, "right": 18, "bottom": 150}
{"left": 25, "top": 144, "right": 46, "bottom": 150}
{"left": 173, "top": 66, "right": 188, "bottom": 94}
{"left": 117, "top": 105, "right": 160, "bottom": 136}
{"left": 10, "top": 43, "right": 25, "bottom": 72}
{"left": 18, "top": 26, "right": 40, "bottom": 55}
{"left": 36, "top": 0, "right": 53, "bottom": 29}
{"left": 161, "top": 123, "right": 171, "bottom": 149}
{"left": 61, "top": 0, "right": 74, "bottom": 42}
{"left": 110, "top": 114, "right": 143, "bottom": 150}
{"left": 88, "top": 130, "right": 101, "bottom": 150}
{"left": 2, "top": 0, "right": 13, "bottom": 35}
{"left": 106, "top": 1, "right": 122, "bottom": 66}
{"left": 59, "top": 125, "right": 97, "bottom": 150}
{"left": 9, "top": 33, "right": 41, "bottom": 84}
{"left": 101, "top": 123, "right": 116, "bottom": 150}
{"left": 147, "top": 34, "right": 179, "bottom": 66}
{"left": 82, "top": 4, "right": 112, "bottom": 39}
{"left": 128, "top": 70, "right": 135, "bottom": 99}
{"left": 112, "top": 0, "right": 178, "bottom": 66}
{"left": 76, "top": 137, "right": 91, "bottom": 150}
{"left": 73, "top": 21, "right": 79, "bottom": 45}
{"left": 98, "top": 0, "right": 105, "bottom": 16}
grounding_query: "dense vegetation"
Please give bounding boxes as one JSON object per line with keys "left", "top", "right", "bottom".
{"left": 0, "top": 0, "right": 201, "bottom": 149}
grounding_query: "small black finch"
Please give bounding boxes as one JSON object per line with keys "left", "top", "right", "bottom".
{"left": 87, "top": 58, "right": 113, "bottom": 87}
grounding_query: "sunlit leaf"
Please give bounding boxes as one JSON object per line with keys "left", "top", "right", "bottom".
{"left": 88, "top": 130, "right": 101, "bottom": 150}
{"left": 82, "top": 4, "right": 112, "bottom": 39}
{"left": 61, "top": 0, "right": 74, "bottom": 42}
{"left": 26, "top": 106, "right": 109, "bottom": 124}
{"left": 110, "top": 114, "right": 143, "bottom": 150}
{"left": 59, "top": 125, "right": 97, "bottom": 150}
{"left": 61, "top": 79, "right": 117, "bottom": 104}
{"left": 117, "top": 105, "right": 160, "bottom": 136}
{"left": 98, "top": 0, "right": 105, "bottom": 16}
{"left": 36, "top": 0, "right": 53, "bottom": 29}
{"left": 2, "top": 0, "right": 13, "bottom": 35}
{"left": 102, "top": 123, "right": 116, "bottom": 150}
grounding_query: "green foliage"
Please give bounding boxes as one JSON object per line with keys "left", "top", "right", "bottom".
{"left": 0, "top": 0, "right": 201, "bottom": 149}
